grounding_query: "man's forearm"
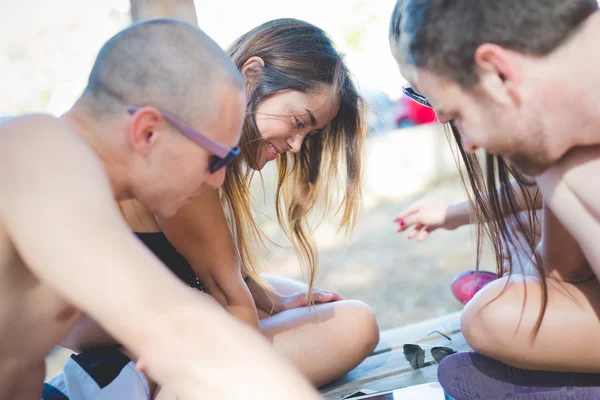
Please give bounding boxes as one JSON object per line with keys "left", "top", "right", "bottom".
{"left": 227, "top": 304, "right": 260, "bottom": 331}
{"left": 141, "top": 294, "right": 319, "bottom": 399}
{"left": 61, "top": 314, "right": 117, "bottom": 352}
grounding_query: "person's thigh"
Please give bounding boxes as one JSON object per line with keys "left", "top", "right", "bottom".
{"left": 260, "top": 299, "right": 379, "bottom": 387}
{"left": 462, "top": 274, "right": 600, "bottom": 372}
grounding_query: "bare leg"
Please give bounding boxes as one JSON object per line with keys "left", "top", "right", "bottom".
{"left": 461, "top": 274, "right": 600, "bottom": 372}
{"left": 258, "top": 274, "right": 380, "bottom": 387}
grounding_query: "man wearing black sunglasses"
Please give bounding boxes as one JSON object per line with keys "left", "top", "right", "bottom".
{"left": 0, "top": 18, "right": 319, "bottom": 400}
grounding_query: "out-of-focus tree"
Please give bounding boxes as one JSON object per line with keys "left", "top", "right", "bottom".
{"left": 130, "top": 0, "right": 198, "bottom": 25}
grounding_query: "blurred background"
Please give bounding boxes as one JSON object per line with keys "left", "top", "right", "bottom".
{"left": 1, "top": 0, "right": 497, "bottom": 376}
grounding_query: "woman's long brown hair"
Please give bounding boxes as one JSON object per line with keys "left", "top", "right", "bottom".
{"left": 445, "top": 122, "right": 546, "bottom": 335}
{"left": 222, "top": 19, "right": 367, "bottom": 301}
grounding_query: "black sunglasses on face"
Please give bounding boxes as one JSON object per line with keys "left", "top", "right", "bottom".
{"left": 402, "top": 85, "right": 433, "bottom": 108}
{"left": 403, "top": 331, "right": 457, "bottom": 369}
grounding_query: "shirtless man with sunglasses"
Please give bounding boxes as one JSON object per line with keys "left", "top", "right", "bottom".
{"left": 0, "top": 18, "right": 318, "bottom": 400}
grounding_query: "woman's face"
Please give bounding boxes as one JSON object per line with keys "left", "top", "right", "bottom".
{"left": 252, "top": 86, "right": 340, "bottom": 170}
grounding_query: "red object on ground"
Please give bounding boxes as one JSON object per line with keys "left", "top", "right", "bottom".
{"left": 450, "top": 270, "right": 498, "bottom": 305}
{"left": 394, "top": 95, "right": 437, "bottom": 127}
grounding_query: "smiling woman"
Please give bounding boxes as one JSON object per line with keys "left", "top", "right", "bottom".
{"left": 213, "top": 19, "right": 378, "bottom": 385}
{"left": 225, "top": 18, "right": 368, "bottom": 303}
{"left": 253, "top": 87, "right": 341, "bottom": 169}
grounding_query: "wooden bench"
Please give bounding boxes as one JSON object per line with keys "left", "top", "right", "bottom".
{"left": 320, "top": 311, "right": 469, "bottom": 399}
{"left": 47, "top": 312, "right": 468, "bottom": 399}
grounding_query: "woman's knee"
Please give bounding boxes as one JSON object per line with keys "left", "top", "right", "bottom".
{"left": 331, "top": 300, "right": 380, "bottom": 355}
{"left": 461, "top": 276, "right": 539, "bottom": 356}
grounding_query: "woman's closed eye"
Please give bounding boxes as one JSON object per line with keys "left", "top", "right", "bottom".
{"left": 293, "top": 115, "right": 306, "bottom": 129}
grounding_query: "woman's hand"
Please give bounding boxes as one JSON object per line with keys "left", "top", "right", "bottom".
{"left": 394, "top": 197, "right": 460, "bottom": 242}
{"left": 279, "top": 289, "right": 344, "bottom": 312}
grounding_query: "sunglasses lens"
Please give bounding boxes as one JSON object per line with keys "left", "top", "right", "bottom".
{"left": 403, "top": 344, "right": 425, "bottom": 369}
{"left": 431, "top": 347, "right": 457, "bottom": 364}
{"left": 209, "top": 147, "right": 240, "bottom": 173}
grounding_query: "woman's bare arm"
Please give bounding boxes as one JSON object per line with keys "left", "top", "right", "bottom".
{"left": 157, "top": 187, "right": 260, "bottom": 330}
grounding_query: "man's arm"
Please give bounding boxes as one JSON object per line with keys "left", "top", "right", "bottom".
{"left": 532, "top": 204, "right": 591, "bottom": 282}
{"left": 537, "top": 145, "right": 600, "bottom": 280}
{"left": 157, "top": 187, "right": 261, "bottom": 330}
{"left": 0, "top": 115, "right": 318, "bottom": 399}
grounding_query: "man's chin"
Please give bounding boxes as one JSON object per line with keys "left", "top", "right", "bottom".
{"left": 149, "top": 204, "right": 177, "bottom": 220}
{"left": 506, "top": 155, "right": 553, "bottom": 177}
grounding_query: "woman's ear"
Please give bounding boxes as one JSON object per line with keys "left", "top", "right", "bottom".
{"left": 241, "top": 56, "right": 265, "bottom": 94}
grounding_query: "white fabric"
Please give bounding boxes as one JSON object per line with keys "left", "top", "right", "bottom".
{"left": 45, "top": 357, "right": 150, "bottom": 400}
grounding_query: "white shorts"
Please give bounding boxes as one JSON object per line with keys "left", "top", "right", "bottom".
{"left": 43, "top": 348, "right": 150, "bottom": 400}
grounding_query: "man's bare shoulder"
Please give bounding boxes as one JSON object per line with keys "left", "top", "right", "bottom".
{"left": 0, "top": 114, "right": 111, "bottom": 212}
{"left": 0, "top": 114, "right": 104, "bottom": 175}
{"left": 538, "top": 145, "right": 600, "bottom": 212}
{"left": 0, "top": 113, "right": 84, "bottom": 151}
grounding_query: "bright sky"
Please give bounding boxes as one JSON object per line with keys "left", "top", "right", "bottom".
{"left": 0, "top": 0, "right": 404, "bottom": 115}
{"left": 2, "top": 0, "right": 600, "bottom": 114}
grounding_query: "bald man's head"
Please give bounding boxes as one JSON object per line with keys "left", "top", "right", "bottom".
{"left": 81, "top": 18, "right": 244, "bottom": 129}
{"left": 71, "top": 19, "right": 246, "bottom": 218}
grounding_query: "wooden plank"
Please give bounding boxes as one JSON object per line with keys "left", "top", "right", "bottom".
{"left": 321, "top": 332, "right": 469, "bottom": 399}
{"left": 324, "top": 364, "right": 439, "bottom": 400}
{"left": 373, "top": 311, "right": 461, "bottom": 356}
{"left": 321, "top": 312, "right": 466, "bottom": 399}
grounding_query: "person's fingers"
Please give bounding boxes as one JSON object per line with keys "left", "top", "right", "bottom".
{"left": 313, "top": 292, "right": 335, "bottom": 303}
{"left": 394, "top": 202, "right": 421, "bottom": 222}
{"left": 396, "top": 219, "right": 407, "bottom": 232}
{"left": 407, "top": 224, "right": 424, "bottom": 240}
{"left": 416, "top": 230, "right": 430, "bottom": 242}
{"left": 329, "top": 292, "right": 344, "bottom": 301}
{"left": 402, "top": 213, "right": 424, "bottom": 228}
{"left": 417, "top": 225, "right": 437, "bottom": 242}
{"left": 285, "top": 293, "right": 308, "bottom": 309}
{"left": 135, "top": 359, "right": 147, "bottom": 372}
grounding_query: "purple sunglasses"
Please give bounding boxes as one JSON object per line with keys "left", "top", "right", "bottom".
{"left": 127, "top": 106, "right": 240, "bottom": 173}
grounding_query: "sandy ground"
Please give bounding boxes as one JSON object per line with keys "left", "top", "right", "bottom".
{"left": 256, "top": 176, "right": 495, "bottom": 329}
